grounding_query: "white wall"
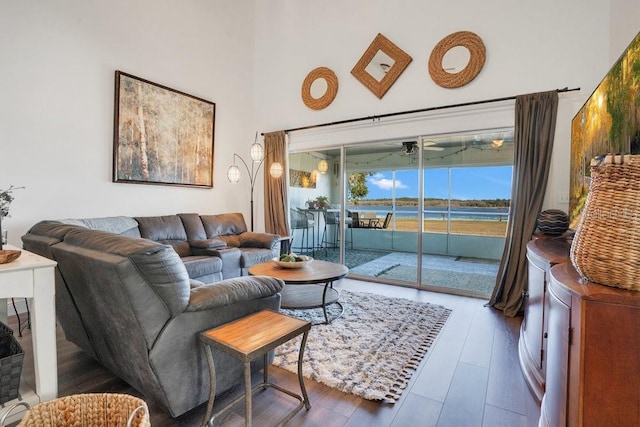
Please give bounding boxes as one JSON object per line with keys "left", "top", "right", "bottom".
{"left": 2, "top": 1, "right": 639, "bottom": 246}
{"left": 611, "top": 0, "right": 640, "bottom": 63}
{"left": 0, "top": 0, "right": 257, "bottom": 246}
{"left": 254, "top": 0, "right": 639, "bottom": 212}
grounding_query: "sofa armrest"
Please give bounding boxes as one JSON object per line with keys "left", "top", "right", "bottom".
{"left": 189, "top": 238, "right": 227, "bottom": 249}
{"left": 239, "top": 232, "right": 280, "bottom": 249}
{"left": 186, "top": 276, "right": 283, "bottom": 311}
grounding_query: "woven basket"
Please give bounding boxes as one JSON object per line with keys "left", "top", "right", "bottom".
{"left": 570, "top": 154, "right": 640, "bottom": 291}
{"left": 17, "top": 393, "right": 150, "bottom": 427}
{"left": 0, "top": 322, "right": 23, "bottom": 405}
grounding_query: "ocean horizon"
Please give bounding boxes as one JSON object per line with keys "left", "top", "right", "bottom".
{"left": 348, "top": 205, "right": 510, "bottom": 221}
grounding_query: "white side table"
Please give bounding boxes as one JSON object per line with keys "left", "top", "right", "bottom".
{"left": 0, "top": 245, "right": 57, "bottom": 423}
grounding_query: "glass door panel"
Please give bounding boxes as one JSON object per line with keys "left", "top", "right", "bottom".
{"left": 420, "top": 131, "right": 513, "bottom": 297}
{"left": 343, "top": 143, "right": 420, "bottom": 283}
{"left": 287, "top": 149, "right": 340, "bottom": 259}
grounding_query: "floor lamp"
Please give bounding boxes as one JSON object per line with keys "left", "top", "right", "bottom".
{"left": 227, "top": 134, "right": 283, "bottom": 231}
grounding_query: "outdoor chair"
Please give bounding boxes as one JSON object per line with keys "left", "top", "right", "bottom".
{"left": 348, "top": 211, "right": 363, "bottom": 228}
{"left": 290, "top": 208, "right": 315, "bottom": 255}
{"left": 372, "top": 212, "right": 393, "bottom": 229}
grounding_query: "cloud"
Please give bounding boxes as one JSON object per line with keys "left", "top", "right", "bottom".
{"left": 368, "top": 173, "right": 408, "bottom": 191}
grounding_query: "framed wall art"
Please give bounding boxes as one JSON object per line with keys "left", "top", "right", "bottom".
{"left": 351, "top": 33, "right": 412, "bottom": 99}
{"left": 289, "top": 169, "right": 316, "bottom": 188}
{"left": 113, "top": 71, "right": 215, "bottom": 188}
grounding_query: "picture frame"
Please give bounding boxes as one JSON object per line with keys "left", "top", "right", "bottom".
{"left": 289, "top": 169, "right": 316, "bottom": 188}
{"left": 351, "top": 33, "right": 412, "bottom": 99}
{"left": 569, "top": 30, "right": 640, "bottom": 228}
{"left": 113, "top": 71, "right": 215, "bottom": 188}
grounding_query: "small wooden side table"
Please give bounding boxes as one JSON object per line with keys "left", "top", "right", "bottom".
{"left": 200, "top": 310, "right": 312, "bottom": 427}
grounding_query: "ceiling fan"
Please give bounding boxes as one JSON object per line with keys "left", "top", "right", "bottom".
{"left": 400, "top": 140, "right": 444, "bottom": 155}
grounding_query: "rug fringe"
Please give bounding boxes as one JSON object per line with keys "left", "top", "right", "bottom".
{"left": 384, "top": 311, "right": 452, "bottom": 403}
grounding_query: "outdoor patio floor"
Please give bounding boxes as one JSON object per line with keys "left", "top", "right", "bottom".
{"left": 312, "top": 248, "right": 499, "bottom": 297}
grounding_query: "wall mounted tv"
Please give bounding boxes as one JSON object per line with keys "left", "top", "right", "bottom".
{"left": 569, "top": 30, "right": 640, "bottom": 228}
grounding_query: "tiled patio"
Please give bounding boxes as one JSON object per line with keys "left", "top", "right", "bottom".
{"left": 313, "top": 248, "right": 499, "bottom": 297}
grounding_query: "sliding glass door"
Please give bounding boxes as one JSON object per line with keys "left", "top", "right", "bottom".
{"left": 287, "top": 127, "right": 513, "bottom": 298}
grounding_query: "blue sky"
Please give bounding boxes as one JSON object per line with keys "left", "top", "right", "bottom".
{"left": 365, "top": 166, "right": 513, "bottom": 200}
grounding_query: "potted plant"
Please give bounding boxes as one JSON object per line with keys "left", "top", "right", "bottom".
{"left": 315, "top": 195, "right": 329, "bottom": 209}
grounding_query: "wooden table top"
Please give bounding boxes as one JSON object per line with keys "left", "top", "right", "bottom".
{"left": 200, "top": 309, "right": 310, "bottom": 361}
{"left": 248, "top": 259, "right": 349, "bottom": 284}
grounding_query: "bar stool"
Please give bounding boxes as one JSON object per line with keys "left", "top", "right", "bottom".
{"left": 321, "top": 207, "right": 352, "bottom": 254}
{"left": 290, "top": 208, "right": 315, "bottom": 256}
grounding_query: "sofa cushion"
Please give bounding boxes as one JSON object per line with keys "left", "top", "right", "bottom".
{"left": 60, "top": 216, "right": 141, "bottom": 236}
{"left": 136, "top": 215, "right": 191, "bottom": 257}
{"left": 200, "top": 213, "right": 247, "bottom": 237}
{"left": 178, "top": 213, "right": 207, "bottom": 241}
{"left": 22, "top": 221, "right": 82, "bottom": 258}
{"left": 63, "top": 227, "right": 191, "bottom": 316}
{"left": 136, "top": 215, "right": 188, "bottom": 241}
{"left": 182, "top": 255, "right": 223, "bottom": 280}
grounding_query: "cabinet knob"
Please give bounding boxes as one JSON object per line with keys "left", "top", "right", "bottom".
{"left": 543, "top": 332, "right": 548, "bottom": 338}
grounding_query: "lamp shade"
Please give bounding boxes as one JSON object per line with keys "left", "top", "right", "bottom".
{"left": 318, "top": 159, "right": 329, "bottom": 174}
{"left": 250, "top": 142, "right": 264, "bottom": 162}
{"left": 227, "top": 165, "right": 241, "bottom": 183}
{"left": 269, "top": 162, "right": 283, "bottom": 178}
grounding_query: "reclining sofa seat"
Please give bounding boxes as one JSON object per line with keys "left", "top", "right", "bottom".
{"left": 21, "top": 220, "right": 284, "bottom": 417}
{"left": 193, "top": 212, "right": 280, "bottom": 276}
{"left": 134, "top": 214, "right": 224, "bottom": 283}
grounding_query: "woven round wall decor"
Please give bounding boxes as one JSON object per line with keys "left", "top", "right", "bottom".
{"left": 301, "top": 67, "right": 338, "bottom": 110}
{"left": 428, "top": 31, "right": 486, "bottom": 89}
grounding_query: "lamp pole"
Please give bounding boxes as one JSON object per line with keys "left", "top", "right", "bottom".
{"left": 230, "top": 153, "right": 266, "bottom": 232}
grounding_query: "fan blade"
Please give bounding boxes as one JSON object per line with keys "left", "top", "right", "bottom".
{"left": 422, "top": 140, "right": 444, "bottom": 151}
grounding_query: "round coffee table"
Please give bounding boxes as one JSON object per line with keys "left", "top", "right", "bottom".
{"left": 248, "top": 260, "right": 349, "bottom": 325}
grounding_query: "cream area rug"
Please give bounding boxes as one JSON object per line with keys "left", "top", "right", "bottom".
{"left": 272, "top": 290, "right": 451, "bottom": 403}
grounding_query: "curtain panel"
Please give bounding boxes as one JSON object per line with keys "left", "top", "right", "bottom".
{"left": 489, "top": 91, "right": 559, "bottom": 317}
{"left": 263, "top": 131, "right": 289, "bottom": 237}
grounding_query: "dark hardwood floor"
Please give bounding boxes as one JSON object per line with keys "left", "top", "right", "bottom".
{"left": 10, "top": 279, "right": 540, "bottom": 426}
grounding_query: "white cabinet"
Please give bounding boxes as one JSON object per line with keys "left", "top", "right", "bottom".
{"left": 0, "top": 246, "right": 57, "bottom": 423}
{"left": 519, "top": 237, "right": 569, "bottom": 402}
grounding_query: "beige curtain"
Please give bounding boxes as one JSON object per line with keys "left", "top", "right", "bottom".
{"left": 263, "top": 131, "right": 289, "bottom": 237}
{"left": 488, "top": 91, "right": 558, "bottom": 317}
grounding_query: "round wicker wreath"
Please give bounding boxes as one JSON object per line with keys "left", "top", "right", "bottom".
{"left": 301, "top": 67, "right": 338, "bottom": 110}
{"left": 428, "top": 31, "right": 486, "bottom": 89}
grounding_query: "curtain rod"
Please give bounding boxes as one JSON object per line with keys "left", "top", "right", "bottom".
{"left": 266, "top": 87, "right": 580, "bottom": 135}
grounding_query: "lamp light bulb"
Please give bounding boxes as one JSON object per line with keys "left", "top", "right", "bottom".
{"left": 250, "top": 143, "right": 264, "bottom": 162}
{"left": 227, "top": 165, "right": 241, "bottom": 183}
{"left": 269, "top": 162, "right": 283, "bottom": 178}
{"left": 318, "top": 159, "right": 329, "bottom": 174}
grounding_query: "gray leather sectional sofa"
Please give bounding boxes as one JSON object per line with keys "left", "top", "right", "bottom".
{"left": 21, "top": 212, "right": 284, "bottom": 417}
